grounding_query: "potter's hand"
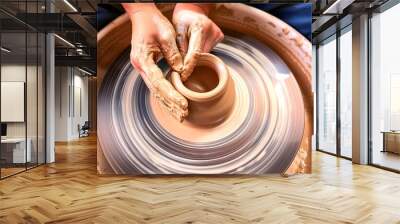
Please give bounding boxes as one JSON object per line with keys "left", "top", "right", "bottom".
{"left": 173, "top": 4, "right": 224, "bottom": 81}
{"left": 123, "top": 3, "right": 188, "bottom": 121}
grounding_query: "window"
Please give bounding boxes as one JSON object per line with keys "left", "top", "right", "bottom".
{"left": 370, "top": 3, "right": 400, "bottom": 171}
{"left": 339, "top": 27, "right": 352, "bottom": 158}
{"left": 317, "top": 36, "right": 337, "bottom": 154}
{"left": 0, "top": 1, "right": 46, "bottom": 179}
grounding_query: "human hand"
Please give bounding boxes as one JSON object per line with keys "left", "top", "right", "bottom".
{"left": 123, "top": 3, "right": 188, "bottom": 121}
{"left": 173, "top": 4, "right": 224, "bottom": 81}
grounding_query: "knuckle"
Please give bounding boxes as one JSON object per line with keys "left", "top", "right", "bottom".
{"left": 152, "top": 79, "right": 162, "bottom": 90}
{"left": 170, "top": 51, "right": 180, "bottom": 61}
{"left": 219, "top": 31, "right": 224, "bottom": 40}
{"left": 214, "top": 25, "right": 223, "bottom": 36}
{"left": 159, "top": 30, "right": 174, "bottom": 43}
{"left": 130, "top": 53, "right": 142, "bottom": 70}
{"left": 181, "top": 99, "right": 188, "bottom": 109}
{"left": 130, "top": 47, "right": 142, "bottom": 62}
{"left": 216, "top": 32, "right": 224, "bottom": 43}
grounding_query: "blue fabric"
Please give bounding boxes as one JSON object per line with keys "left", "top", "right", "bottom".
{"left": 97, "top": 4, "right": 123, "bottom": 31}
{"left": 97, "top": 3, "right": 312, "bottom": 40}
{"left": 251, "top": 4, "right": 312, "bottom": 41}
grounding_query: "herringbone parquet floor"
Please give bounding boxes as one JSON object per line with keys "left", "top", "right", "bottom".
{"left": 1, "top": 135, "right": 400, "bottom": 224}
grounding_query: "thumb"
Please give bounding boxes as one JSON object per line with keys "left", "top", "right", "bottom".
{"left": 181, "top": 25, "right": 203, "bottom": 81}
{"left": 175, "top": 24, "right": 189, "bottom": 56}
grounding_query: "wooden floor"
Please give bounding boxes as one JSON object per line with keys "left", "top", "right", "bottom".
{"left": 1, "top": 135, "right": 400, "bottom": 224}
{"left": 372, "top": 150, "right": 400, "bottom": 171}
{"left": 1, "top": 167, "right": 26, "bottom": 178}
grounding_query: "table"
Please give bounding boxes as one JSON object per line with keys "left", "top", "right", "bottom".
{"left": 382, "top": 131, "right": 400, "bottom": 154}
{"left": 1, "top": 138, "right": 31, "bottom": 164}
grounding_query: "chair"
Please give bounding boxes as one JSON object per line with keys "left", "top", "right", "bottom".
{"left": 78, "top": 121, "right": 90, "bottom": 138}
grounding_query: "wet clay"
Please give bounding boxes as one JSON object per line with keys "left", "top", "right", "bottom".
{"left": 97, "top": 4, "right": 311, "bottom": 174}
{"left": 147, "top": 52, "right": 239, "bottom": 142}
{"left": 170, "top": 53, "right": 234, "bottom": 126}
{"left": 151, "top": 51, "right": 247, "bottom": 142}
{"left": 184, "top": 66, "right": 219, "bottom": 93}
{"left": 182, "top": 65, "right": 234, "bottom": 126}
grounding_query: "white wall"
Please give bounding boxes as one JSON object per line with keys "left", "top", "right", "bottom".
{"left": 71, "top": 73, "right": 89, "bottom": 138}
{"left": 1, "top": 65, "right": 26, "bottom": 134}
{"left": 55, "top": 66, "right": 70, "bottom": 141}
{"left": 1, "top": 63, "right": 46, "bottom": 164}
{"left": 1, "top": 65, "right": 36, "bottom": 138}
{"left": 54, "top": 66, "right": 89, "bottom": 141}
{"left": 1, "top": 82, "right": 25, "bottom": 122}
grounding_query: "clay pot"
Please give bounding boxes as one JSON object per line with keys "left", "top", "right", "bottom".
{"left": 170, "top": 53, "right": 234, "bottom": 126}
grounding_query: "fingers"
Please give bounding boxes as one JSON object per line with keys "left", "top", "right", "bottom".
{"left": 181, "top": 25, "right": 203, "bottom": 81}
{"left": 180, "top": 20, "right": 224, "bottom": 81}
{"left": 130, "top": 44, "right": 162, "bottom": 92}
{"left": 153, "top": 79, "right": 189, "bottom": 121}
{"left": 203, "top": 27, "right": 224, "bottom": 53}
{"left": 158, "top": 26, "right": 184, "bottom": 73}
{"left": 131, "top": 46, "right": 188, "bottom": 121}
{"left": 175, "top": 24, "right": 189, "bottom": 56}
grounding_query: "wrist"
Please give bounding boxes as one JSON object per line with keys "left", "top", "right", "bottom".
{"left": 175, "top": 3, "right": 213, "bottom": 16}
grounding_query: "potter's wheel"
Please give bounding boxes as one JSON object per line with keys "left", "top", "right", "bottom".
{"left": 98, "top": 35, "right": 304, "bottom": 174}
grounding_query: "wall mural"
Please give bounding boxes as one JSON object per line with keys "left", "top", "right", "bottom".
{"left": 97, "top": 3, "right": 312, "bottom": 175}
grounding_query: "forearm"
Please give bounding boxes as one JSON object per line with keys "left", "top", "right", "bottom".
{"left": 122, "top": 3, "right": 159, "bottom": 18}
{"left": 175, "top": 3, "right": 214, "bottom": 16}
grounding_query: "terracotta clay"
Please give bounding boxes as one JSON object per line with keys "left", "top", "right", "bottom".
{"left": 97, "top": 4, "right": 312, "bottom": 175}
{"left": 170, "top": 53, "right": 234, "bottom": 126}
{"left": 149, "top": 51, "right": 249, "bottom": 143}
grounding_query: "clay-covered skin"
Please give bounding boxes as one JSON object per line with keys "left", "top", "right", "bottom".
{"left": 122, "top": 3, "right": 188, "bottom": 121}
{"left": 173, "top": 3, "right": 224, "bottom": 81}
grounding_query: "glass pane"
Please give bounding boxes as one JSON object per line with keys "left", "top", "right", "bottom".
{"left": 371, "top": 4, "right": 400, "bottom": 171}
{"left": 0, "top": 1, "right": 46, "bottom": 178}
{"left": 1, "top": 30, "right": 27, "bottom": 177}
{"left": 26, "top": 0, "right": 39, "bottom": 169}
{"left": 339, "top": 28, "right": 352, "bottom": 158}
{"left": 38, "top": 32, "right": 45, "bottom": 165}
{"left": 318, "top": 37, "right": 337, "bottom": 154}
{"left": 27, "top": 31, "right": 38, "bottom": 169}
